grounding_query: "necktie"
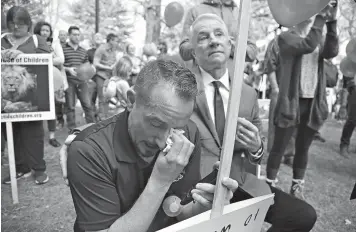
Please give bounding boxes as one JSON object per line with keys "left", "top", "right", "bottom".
{"left": 212, "top": 81, "right": 225, "bottom": 145}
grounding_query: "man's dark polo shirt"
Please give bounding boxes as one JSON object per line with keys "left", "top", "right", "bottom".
{"left": 67, "top": 110, "right": 202, "bottom": 232}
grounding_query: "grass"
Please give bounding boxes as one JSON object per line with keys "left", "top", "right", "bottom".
{"left": 1, "top": 115, "right": 356, "bottom": 232}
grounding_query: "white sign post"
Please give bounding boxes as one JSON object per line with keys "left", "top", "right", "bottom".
{"left": 210, "top": 0, "right": 256, "bottom": 218}
{"left": 1, "top": 53, "right": 55, "bottom": 204}
{"left": 5, "top": 122, "right": 18, "bottom": 204}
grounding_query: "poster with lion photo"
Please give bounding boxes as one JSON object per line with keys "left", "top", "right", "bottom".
{"left": 1, "top": 53, "right": 55, "bottom": 122}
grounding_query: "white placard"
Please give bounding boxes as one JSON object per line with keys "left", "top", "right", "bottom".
{"left": 1, "top": 53, "right": 55, "bottom": 122}
{"left": 157, "top": 194, "right": 274, "bottom": 232}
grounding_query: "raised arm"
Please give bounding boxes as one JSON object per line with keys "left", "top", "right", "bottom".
{"left": 320, "top": 20, "right": 339, "bottom": 59}
{"left": 278, "top": 15, "right": 326, "bottom": 56}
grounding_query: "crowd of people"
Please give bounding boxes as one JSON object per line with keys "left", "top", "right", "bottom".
{"left": 1, "top": 8, "right": 169, "bottom": 184}
{"left": 1, "top": 0, "right": 355, "bottom": 232}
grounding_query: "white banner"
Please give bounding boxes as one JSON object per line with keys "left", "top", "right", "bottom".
{"left": 1, "top": 54, "right": 55, "bottom": 122}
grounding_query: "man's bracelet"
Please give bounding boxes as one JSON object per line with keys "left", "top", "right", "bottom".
{"left": 248, "top": 142, "right": 264, "bottom": 159}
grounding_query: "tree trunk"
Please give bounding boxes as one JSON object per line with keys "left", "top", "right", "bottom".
{"left": 145, "top": 0, "right": 161, "bottom": 44}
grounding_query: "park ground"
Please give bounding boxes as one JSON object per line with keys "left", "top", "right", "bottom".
{"left": 1, "top": 113, "right": 356, "bottom": 232}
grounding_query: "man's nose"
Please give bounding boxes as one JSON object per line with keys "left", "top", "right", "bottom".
{"left": 155, "top": 129, "right": 170, "bottom": 150}
{"left": 209, "top": 35, "right": 219, "bottom": 47}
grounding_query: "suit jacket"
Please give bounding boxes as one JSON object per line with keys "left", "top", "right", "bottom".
{"left": 190, "top": 66, "right": 271, "bottom": 197}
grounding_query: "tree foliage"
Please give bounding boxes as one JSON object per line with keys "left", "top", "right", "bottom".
{"left": 67, "top": 0, "right": 134, "bottom": 41}
{"left": 1, "top": 0, "right": 49, "bottom": 23}
{"left": 337, "top": 0, "right": 356, "bottom": 43}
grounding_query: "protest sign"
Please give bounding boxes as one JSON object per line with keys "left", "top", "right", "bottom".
{"left": 1, "top": 53, "right": 55, "bottom": 122}
{"left": 1, "top": 53, "right": 54, "bottom": 204}
{"left": 157, "top": 194, "right": 274, "bottom": 232}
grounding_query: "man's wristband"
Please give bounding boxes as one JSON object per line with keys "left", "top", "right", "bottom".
{"left": 248, "top": 142, "right": 264, "bottom": 159}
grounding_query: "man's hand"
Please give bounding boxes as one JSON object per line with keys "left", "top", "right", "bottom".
{"left": 59, "top": 134, "right": 77, "bottom": 186}
{"left": 338, "top": 106, "right": 348, "bottom": 121}
{"left": 328, "top": 0, "right": 338, "bottom": 21}
{"left": 67, "top": 67, "right": 77, "bottom": 77}
{"left": 319, "top": 0, "right": 338, "bottom": 21}
{"left": 235, "top": 117, "right": 261, "bottom": 153}
{"left": 1, "top": 49, "right": 23, "bottom": 61}
{"left": 191, "top": 177, "right": 238, "bottom": 209}
{"left": 150, "top": 132, "right": 195, "bottom": 187}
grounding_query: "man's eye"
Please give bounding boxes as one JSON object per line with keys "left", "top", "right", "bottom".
{"left": 151, "top": 120, "right": 162, "bottom": 127}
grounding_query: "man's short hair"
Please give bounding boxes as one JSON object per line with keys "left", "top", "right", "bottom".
{"left": 106, "top": 33, "right": 117, "bottom": 43}
{"left": 134, "top": 59, "right": 198, "bottom": 104}
{"left": 68, "top": 26, "right": 80, "bottom": 35}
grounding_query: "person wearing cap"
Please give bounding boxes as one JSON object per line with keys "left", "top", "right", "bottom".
{"left": 180, "top": 0, "right": 257, "bottom": 74}
{"left": 187, "top": 13, "right": 317, "bottom": 232}
{"left": 266, "top": 4, "right": 339, "bottom": 199}
{"left": 339, "top": 73, "right": 356, "bottom": 157}
{"left": 62, "top": 59, "right": 238, "bottom": 232}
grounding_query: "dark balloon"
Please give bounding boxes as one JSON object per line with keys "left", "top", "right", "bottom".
{"left": 268, "top": 0, "right": 330, "bottom": 27}
{"left": 164, "top": 2, "right": 184, "bottom": 27}
{"left": 340, "top": 56, "right": 356, "bottom": 78}
{"left": 346, "top": 38, "right": 356, "bottom": 63}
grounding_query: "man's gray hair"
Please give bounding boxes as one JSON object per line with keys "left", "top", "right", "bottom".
{"left": 189, "top": 13, "right": 228, "bottom": 42}
{"left": 134, "top": 59, "right": 198, "bottom": 104}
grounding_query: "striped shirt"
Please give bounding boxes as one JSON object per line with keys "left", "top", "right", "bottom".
{"left": 63, "top": 43, "right": 88, "bottom": 83}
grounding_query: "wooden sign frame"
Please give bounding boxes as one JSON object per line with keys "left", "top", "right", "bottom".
{"left": 211, "top": 0, "right": 254, "bottom": 218}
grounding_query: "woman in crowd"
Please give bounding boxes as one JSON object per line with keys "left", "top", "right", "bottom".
{"left": 125, "top": 43, "right": 141, "bottom": 86}
{"left": 103, "top": 56, "right": 132, "bottom": 115}
{"left": 266, "top": 5, "right": 339, "bottom": 199}
{"left": 34, "top": 21, "right": 67, "bottom": 147}
{"left": 125, "top": 43, "right": 141, "bottom": 75}
{"left": 1, "top": 6, "right": 51, "bottom": 185}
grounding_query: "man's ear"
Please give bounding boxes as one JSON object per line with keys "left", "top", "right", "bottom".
{"left": 126, "top": 88, "right": 136, "bottom": 111}
{"left": 191, "top": 49, "right": 196, "bottom": 60}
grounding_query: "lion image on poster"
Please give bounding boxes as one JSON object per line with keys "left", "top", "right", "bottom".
{"left": 1, "top": 65, "right": 39, "bottom": 113}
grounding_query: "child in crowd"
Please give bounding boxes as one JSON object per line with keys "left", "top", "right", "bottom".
{"left": 103, "top": 56, "right": 132, "bottom": 116}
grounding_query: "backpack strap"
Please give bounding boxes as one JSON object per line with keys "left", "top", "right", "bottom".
{"left": 32, "top": 34, "right": 38, "bottom": 48}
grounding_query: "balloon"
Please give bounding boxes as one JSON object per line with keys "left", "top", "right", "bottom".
{"left": 340, "top": 56, "right": 356, "bottom": 78}
{"left": 346, "top": 38, "right": 356, "bottom": 63}
{"left": 143, "top": 43, "right": 158, "bottom": 57}
{"left": 76, "top": 63, "right": 96, "bottom": 82}
{"left": 268, "top": 0, "right": 330, "bottom": 27}
{"left": 164, "top": 2, "right": 184, "bottom": 27}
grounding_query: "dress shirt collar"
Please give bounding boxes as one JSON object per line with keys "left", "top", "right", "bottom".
{"left": 200, "top": 67, "right": 230, "bottom": 91}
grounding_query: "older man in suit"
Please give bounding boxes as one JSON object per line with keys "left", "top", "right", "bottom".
{"left": 188, "top": 14, "right": 317, "bottom": 232}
